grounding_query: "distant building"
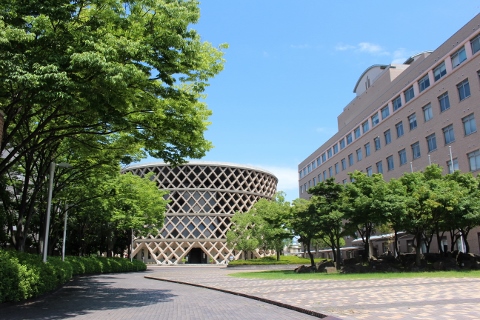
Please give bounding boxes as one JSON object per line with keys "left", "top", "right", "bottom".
{"left": 124, "top": 161, "right": 277, "bottom": 264}
{"left": 298, "top": 14, "right": 480, "bottom": 256}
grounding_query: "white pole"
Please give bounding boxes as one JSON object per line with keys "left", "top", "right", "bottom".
{"left": 130, "top": 228, "right": 134, "bottom": 262}
{"left": 43, "top": 162, "right": 56, "bottom": 263}
{"left": 449, "top": 146, "right": 454, "bottom": 173}
{"left": 410, "top": 162, "right": 413, "bottom": 173}
{"left": 428, "top": 155, "right": 431, "bottom": 165}
{"left": 62, "top": 203, "right": 68, "bottom": 262}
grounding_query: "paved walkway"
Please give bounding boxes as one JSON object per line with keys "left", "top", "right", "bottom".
{"left": 0, "top": 267, "right": 318, "bottom": 320}
{"left": 148, "top": 265, "right": 480, "bottom": 319}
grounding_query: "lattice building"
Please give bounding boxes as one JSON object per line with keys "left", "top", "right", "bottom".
{"left": 124, "top": 161, "right": 278, "bottom": 264}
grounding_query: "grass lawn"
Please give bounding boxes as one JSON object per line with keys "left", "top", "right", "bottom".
{"left": 227, "top": 255, "right": 324, "bottom": 266}
{"left": 229, "top": 269, "right": 480, "bottom": 280}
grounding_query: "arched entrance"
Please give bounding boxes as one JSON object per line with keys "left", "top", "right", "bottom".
{"left": 186, "top": 247, "right": 207, "bottom": 264}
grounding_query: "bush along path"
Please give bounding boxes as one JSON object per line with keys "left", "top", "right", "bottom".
{"left": 0, "top": 249, "right": 146, "bottom": 303}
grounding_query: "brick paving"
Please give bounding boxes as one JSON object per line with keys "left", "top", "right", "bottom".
{"left": 147, "top": 265, "right": 480, "bottom": 319}
{"left": 0, "top": 267, "right": 318, "bottom": 320}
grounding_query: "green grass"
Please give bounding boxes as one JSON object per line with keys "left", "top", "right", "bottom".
{"left": 228, "top": 255, "right": 325, "bottom": 266}
{"left": 229, "top": 269, "right": 480, "bottom": 280}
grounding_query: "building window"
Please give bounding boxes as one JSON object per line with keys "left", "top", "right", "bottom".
{"left": 366, "top": 166, "right": 373, "bottom": 177}
{"left": 328, "top": 167, "right": 333, "bottom": 177}
{"left": 364, "top": 142, "right": 371, "bottom": 157}
{"left": 356, "top": 148, "right": 363, "bottom": 161}
{"left": 411, "top": 142, "right": 421, "bottom": 159}
{"left": 468, "top": 150, "right": 480, "bottom": 171}
{"left": 341, "top": 158, "right": 346, "bottom": 170}
{"left": 399, "top": 149, "right": 407, "bottom": 166}
{"left": 299, "top": 171, "right": 303, "bottom": 179}
{"left": 339, "top": 138, "right": 345, "bottom": 150}
{"left": 396, "top": 121, "right": 404, "bottom": 138}
{"left": 303, "top": 168, "right": 307, "bottom": 177}
{"left": 333, "top": 143, "right": 338, "bottom": 155}
{"left": 418, "top": 74, "right": 430, "bottom": 92}
{"left": 327, "top": 148, "right": 333, "bottom": 158}
{"left": 471, "top": 33, "right": 480, "bottom": 55}
{"left": 463, "top": 113, "right": 477, "bottom": 136}
{"left": 426, "top": 134, "right": 437, "bottom": 152}
{"left": 307, "top": 164, "right": 311, "bottom": 173}
{"left": 381, "top": 105, "right": 390, "bottom": 119}
{"left": 317, "top": 157, "right": 321, "bottom": 166}
{"left": 451, "top": 46, "right": 467, "bottom": 68}
{"left": 434, "top": 62, "right": 446, "bottom": 81}
{"left": 354, "top": 127, "right": 361, "bottom": 139}
{"left": 322, "top": 153, "right": 326, "bottom": 162}
{"left": 408, "top": 113, "right": 417, "bottom": 130}
{"left": 313, "top": 177, "right": 316, "bottom": 186}
{"left": 447, "top": 158, "right": 459, "bottom": 174}
{"left": 371, "top": 113, "right": 379, "bottom": 127}
{"left": 346, "top": 133, "right": 353, "bottom": 145}
{"left": 457, "top": 79, "right": 471, "bottom": 101}
{"left": 342, "top": 179, "right": 347, "bottom": 185}
{"left": 335, "top": 162, "right": 339, "bottom": 174}
{"left": 362, "top": 120, "right": 370, "bottom": 133}
{"left": 443, "top": 124, "right": 455, "bottom": 144}
{"left": 348, "top": 153, "right": 354, "bottom": 166}
{"left": 323, "top": 170, "right": 327, "bottom": 181}
{"left": 387, "top": 155, "right": 394, "bottom": 171}
{"left": 374, "top": 137, "right": 381, "bottom": 151}
{"left": 384, "top": 129, "right": 392, "bottom": 145}
{"left": 392, "top": 96, "right": 402, "bottom": 111}
{"left": 438, "top": 92, "right": 450, "bottom": 112}
{"left": 423, "top": 103, "right": 433, "bottom": 122}
{"left": 376, "top": 161, "right": 383, "bottom": 174}
{"left": 404, "top": 86, "right": 415, "bottom": 103}
{"left": 318, "top": 173, "right": 323, "bottom": 182}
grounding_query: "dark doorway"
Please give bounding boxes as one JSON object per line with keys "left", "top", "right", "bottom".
{"left": 186, "top": 247, "right": 207, "bottom": 264}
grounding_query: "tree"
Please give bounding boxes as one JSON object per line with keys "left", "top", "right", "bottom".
{"left": 383, "top": 178, "right": 408, "bottom": 257}
{"left": 226, "top": 211, "right": 260, "bottom": 259}
{"left": 343, "top": 171, "right": 389, "bottom": 261}
{"left": 250, "top": 192, "right": 291, "bottom": 260}
{"left": 0, "top": 0, "right": 226, "bottom": 252}
{"left": 308, "top": 178, "right": 345, "bottom": 269}
{"left": 289, "top": 198, "right": 319, "bottom": 268}
{"left": 226, "top": 192, "right": 291, "bottom": 260}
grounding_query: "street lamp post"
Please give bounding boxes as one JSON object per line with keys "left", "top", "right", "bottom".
{"left": 62, "top": 202, "right": 70, "bottom": 262}
{"left": 43, "top": 161, "right": 71, "bottom": 263}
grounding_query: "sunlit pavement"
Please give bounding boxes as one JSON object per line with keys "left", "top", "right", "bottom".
{"left": 148, "top": 265, "right": 480, "bottom": 319}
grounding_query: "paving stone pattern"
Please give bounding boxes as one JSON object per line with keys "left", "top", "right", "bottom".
{"left": 148, "top": 265, "right": 480, "bottom": 319}
{"left": 0, "top": 268, "right": 318, "bottom": 320}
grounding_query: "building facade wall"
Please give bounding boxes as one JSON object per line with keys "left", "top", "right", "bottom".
{"left": 125, "top": 162, "right": 278, "bottom": 264}
{"left": 298, "top": 14, "right": 480, "bottom": 256}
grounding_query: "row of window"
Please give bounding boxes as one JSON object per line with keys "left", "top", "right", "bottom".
{"left": 299, "top": 33, "right": 480, "bottom": 179}
{"left": 300, "top": 113, "right": 478, "bottom": 193}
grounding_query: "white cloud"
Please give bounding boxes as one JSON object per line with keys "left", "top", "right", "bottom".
{"left": 357, "top": 42, "right": 389, "bottom": 55}
{"left": 335, "top": 43, "right": 355, "bottom": 51}
{"left": 290, "top": 44, "right": 312, "bottom": 49}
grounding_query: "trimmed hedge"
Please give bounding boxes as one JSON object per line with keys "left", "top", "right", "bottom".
{"left": 0, "top": 250, "right": 146, "bottom": 303}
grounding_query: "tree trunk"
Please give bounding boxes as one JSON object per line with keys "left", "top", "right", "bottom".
{"left": 415, "top": 232, "right": 422, "bottom": 267}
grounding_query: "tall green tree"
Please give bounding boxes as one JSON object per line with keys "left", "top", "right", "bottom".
{"left": 289, "top": 198, "right": 319, "bottom": 268}
{"left": 343, "top": 171, "right": 389, "bottom": 261}
{"left": 0, "top": 0, "right": 226, "bottom": 252}
{"left": 308, "top": 178, "right": 345, "bottom": 269}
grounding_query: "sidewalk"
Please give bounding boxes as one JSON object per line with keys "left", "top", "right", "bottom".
{"left": 146, "top": 265, "right": 480, "bottom": 319}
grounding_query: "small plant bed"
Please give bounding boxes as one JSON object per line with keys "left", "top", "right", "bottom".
{"left": 228, "top": 255, "right": 326, "bottom": 266}
{"left": 229, "top": 269, "right": 480, "bottom": 280}
{"left": 0, "top": 249, "right": 146, "bottom": 303}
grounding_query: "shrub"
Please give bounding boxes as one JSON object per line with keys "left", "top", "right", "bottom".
{"left": 0, "top": 250, "right": 146, "bottom": 303}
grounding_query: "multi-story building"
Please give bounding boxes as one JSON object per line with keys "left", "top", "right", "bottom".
{"left": 298, "top": 13, "right": 480, "bottom": 256}
{"left": 124, "top": 161, "right": 277, "bottom": 264}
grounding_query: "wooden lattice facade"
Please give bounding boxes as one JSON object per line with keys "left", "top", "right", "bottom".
{"left": 124, "top": 162, "right": 278, "bottom": 264}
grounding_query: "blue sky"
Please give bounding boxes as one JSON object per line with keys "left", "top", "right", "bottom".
{"left": 141, "top": 1, "right": 479, "bottom": 202}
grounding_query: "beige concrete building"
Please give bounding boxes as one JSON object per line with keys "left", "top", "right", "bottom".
{"left": 298, "top": 14, "right": 480, "bottom": 256}
{"left": 124, "top": 161, "right": 277, "bottom": 264}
